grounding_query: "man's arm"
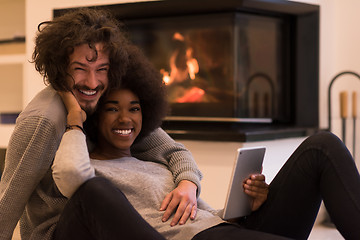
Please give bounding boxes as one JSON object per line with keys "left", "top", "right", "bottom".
{"left": 131, "top": 128, "right": 202, "bottom": 194}
{"left": 0, "top": 117, "right": 59, "bottom": 239}
{"left": 131, "top": 128, "right": 202, "bottom": 226}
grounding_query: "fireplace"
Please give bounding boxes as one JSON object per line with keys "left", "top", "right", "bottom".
{"left": 54, "top": 0, "right": 320, "bottom": 141}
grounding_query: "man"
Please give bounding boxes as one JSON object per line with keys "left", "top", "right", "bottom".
{"left": 0, "top": 8, "right": 202, "bottom": 240}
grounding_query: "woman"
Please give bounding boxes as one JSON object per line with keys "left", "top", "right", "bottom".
{"left": 53, "top": 49, "right": 360, "bottom": 240}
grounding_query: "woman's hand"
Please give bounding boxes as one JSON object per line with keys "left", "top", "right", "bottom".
{"left": 58, "top": 91, "right": 87, "bottom": 125}
{"left": 243, "top": 174, "right": 269, "bottom": 211}
{"left": 160, "top": 180, "right": 198, "bottom": 226}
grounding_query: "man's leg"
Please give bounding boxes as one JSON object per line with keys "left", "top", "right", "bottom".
{"left": 54, "top": 177, "right": 165, "bottom": 240}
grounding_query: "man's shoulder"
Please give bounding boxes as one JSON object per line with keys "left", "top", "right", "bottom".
{"left": 16, "top": 86, "right": 66, "bottom": 130}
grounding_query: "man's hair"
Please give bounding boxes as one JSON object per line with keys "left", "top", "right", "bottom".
{"left": 32, "top": 8, "right": 130, "bottom": 91}
{"left": 86, "top": 45, "right": 169, "bottom": 143}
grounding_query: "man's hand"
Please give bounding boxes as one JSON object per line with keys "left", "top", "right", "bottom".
{"left": 243, "top": 174, "right": 269, "bottom": 211}
{"left": 160, "top": 180, "right": 197, "bottom": 226}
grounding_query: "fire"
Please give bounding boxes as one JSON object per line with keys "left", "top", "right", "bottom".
{"left": 161, "top": 32, "right": 204, "bottom": 103}
{"left": 160, "top": 69, "right": 171, "bottom": 85}
{"left": 186, "top": 48, "right": 199, "bottom": 80}
{"left": 161, "top": 32, "right": 200, "bottom": 85}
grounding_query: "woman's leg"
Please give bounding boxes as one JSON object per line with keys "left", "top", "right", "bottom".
{"left": 192, "top": 223, "right": 293, "bottom": 240}
{"left": 54, "top": 177, "right": 165, "bottom": 240}
{"left": 241, "top": 131, "right": 360, "bottom": 240}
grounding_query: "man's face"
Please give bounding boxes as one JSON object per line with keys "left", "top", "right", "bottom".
{"left": 67, "top": 43, "right": 110, "bottom": 114}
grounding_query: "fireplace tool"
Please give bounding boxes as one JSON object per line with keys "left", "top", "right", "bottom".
{"left": 340, "top": 91, "right": 348, "bottom": 145}
{"left": 328, "top": 71, "right": 360, "bottom": 161}
{"left": 353, "top": 92, "right": 357, "bottom": 158}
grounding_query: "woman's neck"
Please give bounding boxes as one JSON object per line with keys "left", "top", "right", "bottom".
{"left": 90, "top": 147, "right": 131, "bottom": 160}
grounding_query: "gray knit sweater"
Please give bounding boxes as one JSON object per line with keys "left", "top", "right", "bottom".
{"left": 53, "top": 130, "right": 224, "bottom": 240}
{"left": 0, "top": 86, "right": 203, "bottom": 240}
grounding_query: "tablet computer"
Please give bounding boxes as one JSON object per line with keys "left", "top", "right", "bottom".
{"left": 219, "top": 146, "right": 266, "bottom": 220}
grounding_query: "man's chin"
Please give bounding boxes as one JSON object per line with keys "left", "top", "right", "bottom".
{"left": 80, "top": 104, "right": 97, "bottom": 115}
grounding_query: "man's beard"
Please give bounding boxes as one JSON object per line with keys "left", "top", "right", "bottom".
{"left": 82, "top": 103, "right": 97, "bottom": 115}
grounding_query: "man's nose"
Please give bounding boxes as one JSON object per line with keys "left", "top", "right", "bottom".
{"left": 84, "top": 71, "right": 99, "bottom": 89}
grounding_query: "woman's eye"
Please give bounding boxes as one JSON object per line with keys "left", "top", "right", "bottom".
{"left": 105, "top": 107, "right": 118, "bottom": 112}
{"left": 130, "top": 107, "right": 141, "bottom": 112}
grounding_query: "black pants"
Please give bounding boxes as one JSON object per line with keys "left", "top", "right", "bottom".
{"left": 53, "top": 177, "right": 165, "bottom": 240}
{"left": 236, "top": 131, "right": 360, "bottom": 240}
{"left": 54, "top": 132, "right": 360, "bottom": 240}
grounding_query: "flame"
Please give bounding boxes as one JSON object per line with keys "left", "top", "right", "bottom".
{"left": 177, "top": 87, "right": 205, "bottom": 103}
{"left": 160, "top": 69, "right": 171, "bottom": 85}
{"left": 161, "top": 32, "right": 200, "bottom": 84}
{"left": 186, "top": 48, "right": 199, "bottom": 80}
{"left": 173, "top": 32, "right": 185, "bottom": 41}
{"left": 160, "top": 32, "right": 204, "bottom": 102}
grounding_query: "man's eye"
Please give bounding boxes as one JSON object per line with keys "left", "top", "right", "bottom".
{"left": 74, "top": 67, "right": 85, "bottom": 71}
{"left": 98, "top": 67, "right": 109, "bottom": 72}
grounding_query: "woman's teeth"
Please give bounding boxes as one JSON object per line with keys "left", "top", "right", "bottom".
{"left": 114, "top": 129, "right": 132, "bottom": 135}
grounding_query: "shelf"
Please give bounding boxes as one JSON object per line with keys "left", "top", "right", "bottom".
{"left": 0, "top": 124, "right": 14, "bottom": 148}
{"left": 0, "top": 54, "right": 25, "bottom": 64}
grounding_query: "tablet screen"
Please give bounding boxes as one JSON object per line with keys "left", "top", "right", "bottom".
{"left": 222, "top": 146, "right": 266, "bottom": 220}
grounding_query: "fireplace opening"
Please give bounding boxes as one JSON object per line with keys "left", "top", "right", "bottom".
{"left": 54, "top": 0, "right": 320, "bottom": 141}
{"left": 127, "top": 12, "right": 285, "bottom": 122}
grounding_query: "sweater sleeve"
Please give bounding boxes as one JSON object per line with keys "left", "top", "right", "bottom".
{"left": 0, "top": 117, "right": 60, "bottom": 240}
{"left": 131, "top": 128, "right": 203, "bottom": 197}
{"left": 52, "top": 130, "right": 95, "bottom": 198}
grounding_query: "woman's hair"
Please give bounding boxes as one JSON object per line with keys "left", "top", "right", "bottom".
{"left": 86, "top": 45, "right": 168, "bottom": 143}
{"left": 32, "top": 8, "right": 130, "bottom": 91}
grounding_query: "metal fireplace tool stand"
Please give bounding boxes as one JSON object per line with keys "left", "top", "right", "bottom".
{"left": 328, "top": 71, "right": 360, "bottom": 161}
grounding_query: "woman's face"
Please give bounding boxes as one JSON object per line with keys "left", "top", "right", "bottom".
{"left": 97, "top": 89, "right": 142, "bottom": 156}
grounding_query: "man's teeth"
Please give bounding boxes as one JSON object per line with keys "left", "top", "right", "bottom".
{"left": 79, "top": 89, "right": 96, "bottom": 96}
{"left": 114, "top": 129, "right": 132, "bottom": 135}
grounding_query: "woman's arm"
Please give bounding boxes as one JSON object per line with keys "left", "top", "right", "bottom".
{"left": 52, "top": 130, "right": 95, "bottom": 198}
{"left": 52, "top": 91, "right": 94, "bottom": 198}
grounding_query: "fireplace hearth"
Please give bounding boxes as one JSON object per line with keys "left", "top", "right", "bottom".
{"left": 54, "top": 0, "right": 320, "bottom": 141}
